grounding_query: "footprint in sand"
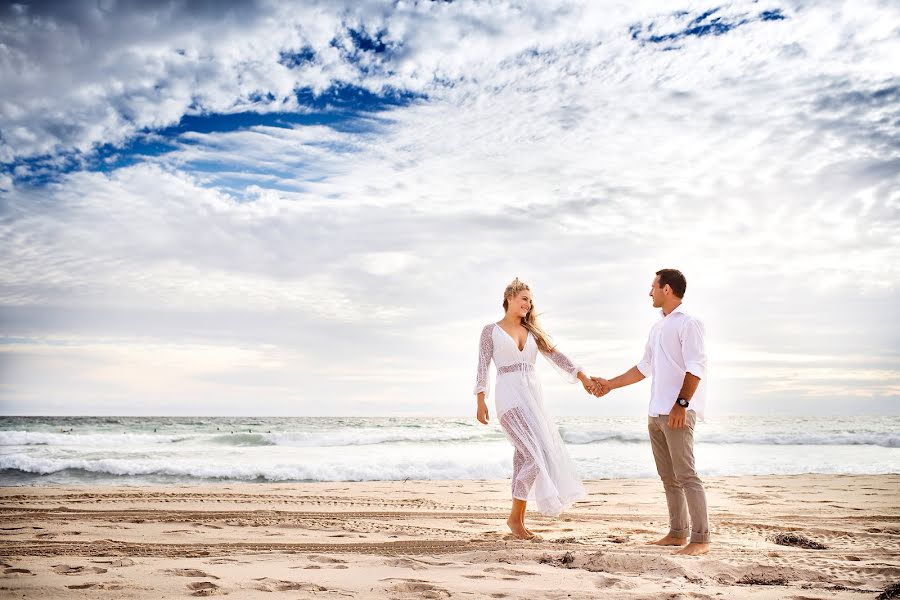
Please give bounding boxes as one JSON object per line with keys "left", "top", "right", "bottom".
{"left": 551, "top": 536, "right": 579, "bottom": 544}
{"left": 162, "top": 529, "right": 196, "bottom": 534}
{"left": 307, "top": 555, "right": 347, "bottom": 565}
{"left": 384, "top": 558, "right": 429, "bottom": 571}
{"left": 206, "top": 558, "right": 240, "bottom": 565}
{"left": 484, "top": 567, "right": 538, "bottom": 576}
{"left": 187, "top": 581, "right": 223, "bottom": 596}
{"left": 501, "top": 533, "right": 544, "bottom": 542}
{"left": 3, "top": 567, "right": 35, "bottom": 577}
{"left": 159, "top": 568, "right": 219, "bottom": 579}
{"left": 52, "top": 565, "right": 108, "bottom": 575}
{"left": 251, "top": 577, "right": 327, "bottom": 592}
{"left": 416, "top": 560, "right": 453, "bottom": 567}
{"left": 593, "top": 575, "right": 637, "bottom": 590}
{"left": 386, "top": 580, "right": 451, "bottom": 599}
{"left": 66, "top": 581, "right": 126, "bottom": 590}
{"left": 92, "top": 558, "right": 136, "bottom": 567}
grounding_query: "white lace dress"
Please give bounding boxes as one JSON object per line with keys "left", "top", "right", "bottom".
{"left": 474, "top": 323, "right": 588, "bottom": 517}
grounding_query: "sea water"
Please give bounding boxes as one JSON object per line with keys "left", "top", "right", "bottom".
{"left": 1, "top": 415, "right": 897, "bottom": 486}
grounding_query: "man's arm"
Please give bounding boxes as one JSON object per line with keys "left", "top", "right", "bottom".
{"left": 609, "top": 366, "right": 646, "bottom": 390}
{"left": 592, "top": 365, "right": 645, "bottom": 396}
{"left": 668, "top": 372, "right": 700, "bottom": 429}
{"left": 669, "top": 318, "right": 707, "bottom": 428}
{"left": 591, "top": 334, "right": 653, "bottom": 396}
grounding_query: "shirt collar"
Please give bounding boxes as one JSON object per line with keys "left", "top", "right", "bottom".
{"left": 660, "top": 303, "right": 684, "bottom": 318}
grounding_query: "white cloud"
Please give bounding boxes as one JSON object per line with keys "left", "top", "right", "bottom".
{"left": 1, "top": 0, "right": 898, "bottom": 415}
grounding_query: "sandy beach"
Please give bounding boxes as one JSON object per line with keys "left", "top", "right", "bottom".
{"left": 1, "top": 474, "right": 898, "bottom": 599}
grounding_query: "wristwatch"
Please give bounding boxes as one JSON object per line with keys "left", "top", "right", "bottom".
{"left": 676, "top": 397, "right": 690, "bottom": 408}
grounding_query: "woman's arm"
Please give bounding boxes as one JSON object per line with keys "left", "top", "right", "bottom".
{"left": 540, "top": 346, "right": 582, "bottom": 383}
{"left": 473, "top": 325, "right": 494, "bottom": 424}
{"left": 540, "top": 347, "right": 598, "bottom": 394}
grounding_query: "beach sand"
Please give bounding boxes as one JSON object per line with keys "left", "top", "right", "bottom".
{"left": 1, "top": 474, "right": 898, "bottom": 599}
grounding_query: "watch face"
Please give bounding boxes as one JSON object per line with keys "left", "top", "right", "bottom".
{"left": 677, "top": 398, "right": 689, "bottom": 407}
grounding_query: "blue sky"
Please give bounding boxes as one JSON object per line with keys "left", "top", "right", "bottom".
{"left": 1, "top": 0, "right": 898, "bottom": 416}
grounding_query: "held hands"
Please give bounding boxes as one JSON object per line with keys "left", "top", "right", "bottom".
{"left": 588, "top": 376, "right": 612, "bottom": 397}
{"left": 580, "top": 375, "right": 611, "bottom": 397}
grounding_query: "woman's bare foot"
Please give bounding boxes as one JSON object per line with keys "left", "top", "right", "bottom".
{"left": 507, "top": 517, "right": 534, "bottom": 540}
{"left": 675, "top": 542, "right": 709, "bottom": 556}
{"left": 647, "top": 535, "right": 688, "bottom": 546}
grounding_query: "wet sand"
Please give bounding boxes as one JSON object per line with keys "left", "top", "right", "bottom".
{"left": 1, "top": 474, "right": 898, "bottom": 598}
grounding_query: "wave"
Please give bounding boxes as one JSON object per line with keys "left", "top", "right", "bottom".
{"left": 2, "top": 452, "right": 894, "bottom": 483}
{"left": 260, "top": 429, "right": 495, "bottom": 447}
{"left": 0, "top": 431, "right": 191, "bottom": 446}
{"left": 207, "top": 433, "right": 276, "bottom": 447}
{"left": 3, "top": 427, "right": 897, "bottom": 449}
{"left": 0, "top": 454, "right": 512, "bottom": 482}
{"left": 0, "top": 428, "right": 497, "bottom": 448}
{"left": 559, "top": 428, "right": 900, "bottom": 448}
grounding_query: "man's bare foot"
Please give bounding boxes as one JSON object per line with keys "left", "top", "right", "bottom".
{"left": 675, "top": 542, "right": 709, "bottom": 556}
{"left": 507, "top": 518, "right": 534, "bottom": 540}
{"left": 647, "top": 535, "right": 688, "bottom": 546}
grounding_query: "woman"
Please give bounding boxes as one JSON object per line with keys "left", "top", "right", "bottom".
{"left": 474, "top": 277, "right": 593, "bottom": 539}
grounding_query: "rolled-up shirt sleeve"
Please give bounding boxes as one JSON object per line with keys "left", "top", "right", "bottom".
{"left": 636, "top": 334, "right": 653, "bottom": 377}
{"left": 681, "top": 318, "right": 708, "bottom": 380}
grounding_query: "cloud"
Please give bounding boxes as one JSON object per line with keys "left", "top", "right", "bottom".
{"left": 1, "top": 0, "right": 898, "bottom": 415}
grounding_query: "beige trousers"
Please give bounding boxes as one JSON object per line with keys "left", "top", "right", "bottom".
{"left": 648, "top": 411, "right": 710, "bottom": 543}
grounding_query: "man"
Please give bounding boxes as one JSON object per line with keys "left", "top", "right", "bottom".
{"left": 593, "top": 269, "right": 710, "bottom": 556}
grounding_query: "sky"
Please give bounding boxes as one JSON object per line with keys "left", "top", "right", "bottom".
{"left": 0, "top": 0, "right": 898, "bottom": 417}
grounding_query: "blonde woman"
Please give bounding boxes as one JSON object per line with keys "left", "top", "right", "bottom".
{"left": 474, "top": 277, "right": 595, "bottom": 539}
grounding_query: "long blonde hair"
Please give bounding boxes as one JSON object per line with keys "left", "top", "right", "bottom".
{"left": 502, "top": 277, "right": 556, "bottom": 354}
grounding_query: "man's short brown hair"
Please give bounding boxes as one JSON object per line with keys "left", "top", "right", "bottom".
{"left": 656, "top": 268, "right": 686, "bottom": 298}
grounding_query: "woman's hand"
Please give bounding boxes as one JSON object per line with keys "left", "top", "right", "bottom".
{"left": 581, "top": 377, "right": 596, "bottom": 395}
{"left": 476, "top": 394, "right": 489, "bottom": 425}
{"left": 578, "top": 371, "right": 604, "bottom": 396}
{"left": 591, "top": 377, "right": 612, "bottom": 397}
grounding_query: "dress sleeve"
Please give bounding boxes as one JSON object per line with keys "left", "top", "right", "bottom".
{"left": 539, "top": 346, "right": 583, "bottom": 384}
{"left": 473, "top": 324, "right": 494, "bottom": 398}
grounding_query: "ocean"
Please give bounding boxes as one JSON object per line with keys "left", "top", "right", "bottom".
{"left": 1, "top": 415, "right": 897, "bottom": 486}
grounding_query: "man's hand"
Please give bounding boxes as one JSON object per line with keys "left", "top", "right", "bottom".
{"left": 668, "top": 403, "right": 687, "bottom": 429}
{"left": 476, "top": 399, "right": 490, "bottom": 425}
{"left": 590, "top": 377, "right": 611, "bottom": 397}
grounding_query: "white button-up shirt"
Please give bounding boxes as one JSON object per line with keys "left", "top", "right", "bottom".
{"left": 636, "top": 304, "right": 708, "bottom": 419}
